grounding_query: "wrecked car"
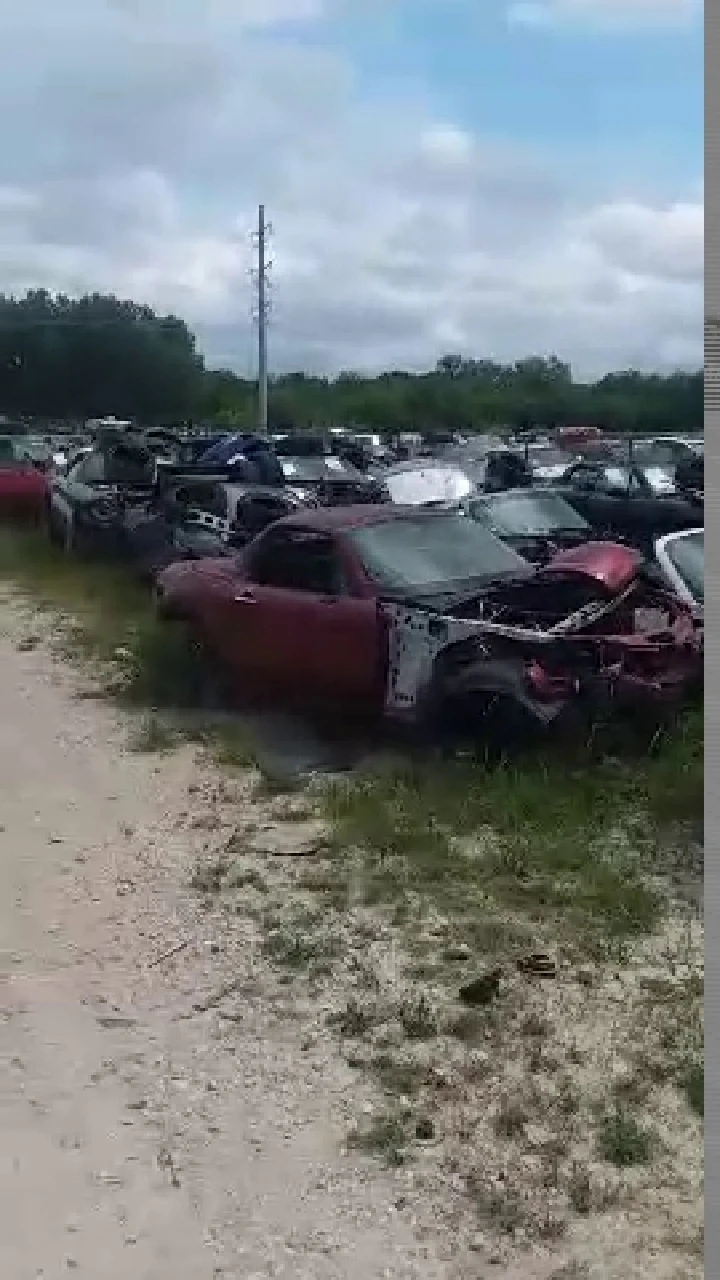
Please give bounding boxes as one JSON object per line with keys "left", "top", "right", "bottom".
{"left": 47, "top": 439, "right": 157, "bottom": 553}
{"left": 462, "top": 488, "right": 593, "bottom": 565}
{"left": 0, "top": 436, "right": 50, "bottom": 523}
{"left": 154, "top": 506, "right": 701, "bottom": 732}
{"left": 653, "top": 528, "right": 703, "bottom": 620}
{"left": 47, "top": 440, "right": 306, "bottom": 577}
{"left": 554, "top": 460, "right": 703, "bottom": 554}
{"left": 279, "top": 454, "right": 386, "bottom": 506}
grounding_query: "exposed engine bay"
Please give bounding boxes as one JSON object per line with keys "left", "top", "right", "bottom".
{"left": 382, "top": 566, "right": 702, "bottom": 727}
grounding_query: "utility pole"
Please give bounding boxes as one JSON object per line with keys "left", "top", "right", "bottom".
{"left": 252, "top": 203, "right": 272, "bottom": 435}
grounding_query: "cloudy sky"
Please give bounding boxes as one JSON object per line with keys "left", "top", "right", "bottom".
{"left": 0, "top": 0, "right": 703, "bottom": 378}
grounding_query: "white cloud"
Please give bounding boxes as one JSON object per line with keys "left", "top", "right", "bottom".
{"left": 0, "top": 0, "right": 703, "bottom": 377}
{"left": 507, "top": 0, "right": 701, "bottom": 30}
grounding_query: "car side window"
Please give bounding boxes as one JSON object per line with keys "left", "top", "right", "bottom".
{"left": 172, "top": 482, "right": 227, "bottom": 515}
{"left": 248, "top": 530, "right": 346, "bottom": 595}
{"left": 596, "top": 467, "right": 630, "bottom": 495}
{"left": 236, "top": 495, "right": 292, "bottom": 537}
{"left": 72, "top": 453, "right": 107, "bottom": 485}
{"left": 194, "top": 483, "right": 228, "bottom": 517}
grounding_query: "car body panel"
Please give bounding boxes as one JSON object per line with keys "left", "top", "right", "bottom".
{"left": 541, "top": 541, "right": 642, "bottom": 594}
{"left": 0, "top": 450, "right": 49, "bottom": 521}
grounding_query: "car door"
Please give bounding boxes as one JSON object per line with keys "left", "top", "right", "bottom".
{"left": 206, "top": 525, "right": 382, "bottom": 711}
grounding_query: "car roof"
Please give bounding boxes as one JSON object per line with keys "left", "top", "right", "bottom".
{"left": 276, "top": 504, "right": 452, "bottom": 533}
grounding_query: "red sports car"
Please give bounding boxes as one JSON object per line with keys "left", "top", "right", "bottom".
{"left": 155, "top": 506, "right": 702, "bottom": 729}
{"left": 0, "top": 439, "right": 49, "bottom": 523}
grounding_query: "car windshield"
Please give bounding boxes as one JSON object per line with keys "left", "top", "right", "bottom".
{"left": 525, "top": 448, "right": 572, "bottom": 469}
{"left": 469, "top": 491, "right": 589, "bottom": 536}
{"left": 665, "top": 531, "right": 704, "bottom": 604}
{"left": 632, "top": 441, "right": 688, "bottom": 466}
{"left": 0, "top": 438, "right": 31, "bottom": 468}
{"left": 348, "top": 512, "right": 531, "bottom": 597}
{"left": 641, "top": 465, "right": 677, "bottom": 494}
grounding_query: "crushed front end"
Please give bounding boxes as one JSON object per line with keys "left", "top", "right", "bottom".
{"left": 381, "top": 549, "right": 702, "bottom": 734}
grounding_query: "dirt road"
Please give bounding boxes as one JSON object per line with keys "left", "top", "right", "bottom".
{"left": 0, "top": 596, "right": 464, "bottom": 1280}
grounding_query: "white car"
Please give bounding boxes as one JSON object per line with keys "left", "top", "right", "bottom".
{"left": 655, "top": 528, "right": 704, "bottom": 619}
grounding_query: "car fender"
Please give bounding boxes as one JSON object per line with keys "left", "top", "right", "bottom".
{"left": 382, "top": 604, "right": 492, "bottom": 718}
{"left": 382, "top": 603, "right": 574, "bottom": 726}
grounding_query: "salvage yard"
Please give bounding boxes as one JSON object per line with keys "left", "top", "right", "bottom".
{"left": 0, "top": 527, "right": 704, "bottom": 1280}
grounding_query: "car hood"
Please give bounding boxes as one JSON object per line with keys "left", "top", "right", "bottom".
{"left": 499, "top": 528, "right": 590, "bottom": 564}
{"left": 384, "top": 465, "right": 474, "bottom": 506}
{"left": 539, "top": 541, "right": 641, "bottom": 593}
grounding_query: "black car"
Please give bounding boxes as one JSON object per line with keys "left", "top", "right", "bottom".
{"left": 463, "top": 488, "right": 593, "bottom": 564}
{"left": 552, "top": 460, "right": 702, "bottom": 555}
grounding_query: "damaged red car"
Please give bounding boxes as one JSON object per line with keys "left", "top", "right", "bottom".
{"left": 0, "top": 437, "right": 49, "bottom": 523}
{"left": 154, "top": 506, "right": 702, "bottom": 731}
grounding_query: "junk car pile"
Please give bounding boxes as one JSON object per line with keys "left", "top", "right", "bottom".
{"left": 0, "top": 422, "right": 703, "bottom": 736}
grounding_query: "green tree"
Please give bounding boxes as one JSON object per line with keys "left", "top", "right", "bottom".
{"left": 0, "top": 291, "right": 703, "bottom": 436}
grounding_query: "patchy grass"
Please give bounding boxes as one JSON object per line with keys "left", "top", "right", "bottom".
{"left": 261, "top": 919, "right": 340, "bottom": 974}
{"left": 127, "top": 712, "right": 178, "bottom": 753}
{"left": 190, "top": 850, "right": 230, "bottom": 895}
{"left": 0, "top": 523, "right": 704, "bottom": 1272}
{"left": 398, "top": 991, "right": 439, "bottom": 1040}
{"left": 682, "top": 1059, "right": 704, "bottom": 1118}
{"left": 0, "top": 526, "right": 259, "bottom": 762}
{"left": 0, "top": 527, "right": 207, "bottom": 702}
{"left": 346, "top": 1109, "right": 409, "bottom": 1167}
{"left": 318, "top": 713, "right": 702, "bottom": 954}
{"left": 370, "top": 1051, "right": 427, "bottom": 1097}
{"left": 596, "top": 1105, "right": 655, "bottom": 1168}
{"left": 208, "top": 724, "right": 259, "bottom": 770}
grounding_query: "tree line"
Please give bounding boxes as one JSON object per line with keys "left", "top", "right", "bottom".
{"left": 0, "top": 290, "right": 704, "bottom": 435}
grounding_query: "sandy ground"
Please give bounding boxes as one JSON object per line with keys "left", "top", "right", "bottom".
{"left": 0, "top": 596, "right": 472, "bottom": 1280}
{"left": 0, "top": 589, "right": 702, "bottom": 1280}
